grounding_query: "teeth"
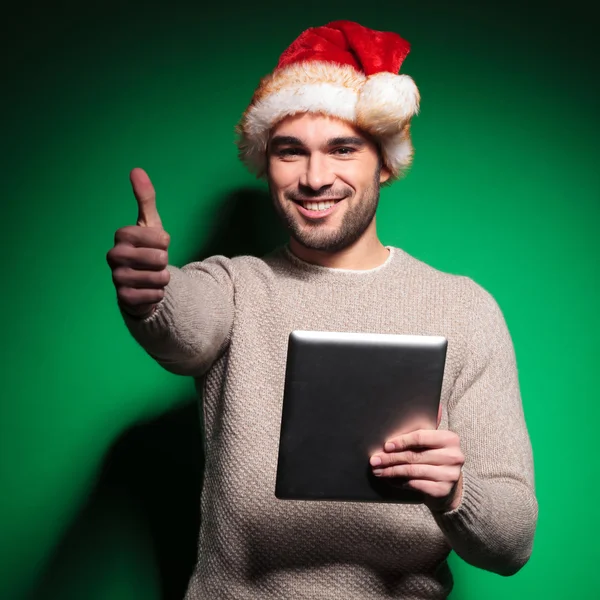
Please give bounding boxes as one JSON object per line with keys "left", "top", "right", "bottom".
{"left": 302, "top": 200, "right": 336, "bottom": 211}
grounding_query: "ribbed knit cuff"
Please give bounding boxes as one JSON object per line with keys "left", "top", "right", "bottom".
{"left": 119, "top": 265, "right": 183, "bottom": 339}
{"left": 431, "top": 468, "right": 487, "bottom": 534}
{"left": 430, "top": 468, "right": 537, "bottom": 575}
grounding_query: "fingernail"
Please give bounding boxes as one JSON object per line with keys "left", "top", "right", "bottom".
{"left": 370, "top": 456, "right": 382, "bottom": 466}
{"left": 384, "top": 442, "right": 395, "bottom": 452}
{"left": 373, "top": 469, "right": 383, "bottom": 476}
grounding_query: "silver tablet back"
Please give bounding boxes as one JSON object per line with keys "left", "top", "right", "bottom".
{"left": 275, "top": 330, "right": 448, "bottom": 503}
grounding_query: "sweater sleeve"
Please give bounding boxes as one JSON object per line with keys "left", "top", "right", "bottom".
{"left": 431, "top": 280, "right": 538, "bottom": 576}
{"left": 119, "top": 256, "right": 235, "bottom": 377}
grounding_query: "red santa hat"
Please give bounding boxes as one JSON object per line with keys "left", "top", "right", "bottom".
{"left": 236, "top": 20, "right": 420, "bottom": 183}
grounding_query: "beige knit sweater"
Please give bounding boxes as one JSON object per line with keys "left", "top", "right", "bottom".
{"left": 121, "top": 244, "right": 538, "bottom": 599}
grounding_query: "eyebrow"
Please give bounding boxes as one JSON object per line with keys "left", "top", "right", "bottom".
{"left": 269, "top": 135, "right": 367, "bottom": 149}
{"left": 327, "top": 136, "right": 366, "bottom": 147}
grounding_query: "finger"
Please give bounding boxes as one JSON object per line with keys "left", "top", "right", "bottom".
{"left": 384, "top": 429, "right": 459, "bottom": 453}
{"left": 401, "top": 479, "right": 454, "bottom": 499}
{"left": 372, "top": 463, "right": 458, "bottom": 482}
{"left": 115, "top": 226, "right": 170, "bottom": 250}
{"left": 112, "top": 266, "right": 170, "bottom": 289}
{"left": 130, "top": 168, "right": 163, "bottom": 228}
{"left": 437, "top": 403, "right": 442, "bottom": 428}
{"left": 370, "top": 447, "right": 463, "bottom": 468}
{"left": 117, "top": 286, "right": 165, "bottom": 307}
{"left": 107, "top": 246, "right": 168, "bottom": 271}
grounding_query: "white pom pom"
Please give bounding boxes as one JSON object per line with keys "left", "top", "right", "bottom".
{"left": 356, "top": 72, "right": 420, "bottom": 136}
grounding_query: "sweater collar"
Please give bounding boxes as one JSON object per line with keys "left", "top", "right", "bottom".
{"left": 281, "top": 244, "right": 396, "bottom": 276}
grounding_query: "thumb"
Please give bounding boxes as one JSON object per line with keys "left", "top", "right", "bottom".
{"left": 437, "top": 403, "right": 442, "bottom": 428}
{"left": 130, "top": 167, "right": 163, "bottom": 228}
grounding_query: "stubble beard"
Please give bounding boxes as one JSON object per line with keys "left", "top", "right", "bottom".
{"left": 269, "top": 170, "right": 381, "bottom": 253}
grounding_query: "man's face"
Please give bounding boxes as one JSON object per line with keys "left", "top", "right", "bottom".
{"left": 267, "top": 113, "right": 391, "bottom": 253}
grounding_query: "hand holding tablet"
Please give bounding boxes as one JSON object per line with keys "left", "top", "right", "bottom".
{"left": 369, "top": 420, "right": 465, "bottom": 512}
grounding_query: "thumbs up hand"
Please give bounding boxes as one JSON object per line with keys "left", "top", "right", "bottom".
{"left": 133, "top": 167, "right": 164, "bottom": 229}
{"left": 107, "top": 168, "right": 171, "bottom": 318}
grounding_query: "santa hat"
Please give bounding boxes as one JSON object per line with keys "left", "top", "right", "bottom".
{"left": 236, "top": 20, "right": 420, "bottom": 183}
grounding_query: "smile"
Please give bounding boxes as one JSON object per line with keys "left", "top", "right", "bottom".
{"left": 300, "top": 199, "right": 338, "bottom": 211}
{"left": 292, "top": 197, "right": 345, "bottom": 219}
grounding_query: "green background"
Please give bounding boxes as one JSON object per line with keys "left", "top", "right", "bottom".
{"left": 1, "top": 1, "right": 598, "bottom": 598}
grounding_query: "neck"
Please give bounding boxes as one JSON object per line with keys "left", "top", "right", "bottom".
{"left": 288, "top": 223, "right": 389, "bottom": 271}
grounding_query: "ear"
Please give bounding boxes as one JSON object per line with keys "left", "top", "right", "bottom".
{"left": 379, "top": 165, "right": 392, "bottom": 184}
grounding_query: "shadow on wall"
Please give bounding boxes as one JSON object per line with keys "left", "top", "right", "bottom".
{"left": 29, "top": 400, "right": 204, "bottom": 600}
{"left": 197, "top": 186, "right": 287, "bottom": 261}
{"left": 30, "top": 187, "right": 287, "bottom": 599}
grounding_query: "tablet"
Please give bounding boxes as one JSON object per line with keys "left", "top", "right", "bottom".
{"left": 275, "top": 330, "right": 448, "bottom": 503}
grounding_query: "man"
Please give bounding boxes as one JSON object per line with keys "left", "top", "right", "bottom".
{"left": 107, "top": 20, "right": 537, "bottom": 600}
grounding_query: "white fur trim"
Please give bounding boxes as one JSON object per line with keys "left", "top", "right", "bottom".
{"left": 245, "top": 82, "right": 358, "bottom": 137}
{"left": 380, "top": 128, "right": 414, "bottom": 181}
{"left": 357, "top": 73, "right": 420, "bottom": 136}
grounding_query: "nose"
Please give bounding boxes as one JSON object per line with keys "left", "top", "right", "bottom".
{"left": 300, "top": 153, "right": 336, "bottom": 192}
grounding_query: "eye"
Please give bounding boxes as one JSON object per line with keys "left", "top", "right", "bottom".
{"left": 332, "top": 146, "right": 357, "bottom": 156}
{"left": 275, "top": 148, "right": 304, "bottom": 157}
